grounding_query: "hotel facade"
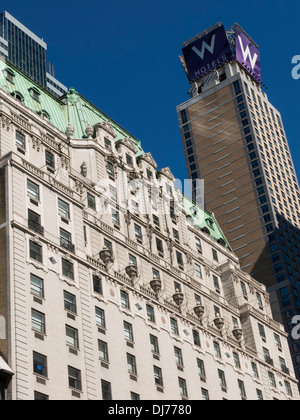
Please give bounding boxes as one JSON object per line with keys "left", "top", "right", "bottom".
{"left": 0, "top": 55, "right": 298, "bottom": 400}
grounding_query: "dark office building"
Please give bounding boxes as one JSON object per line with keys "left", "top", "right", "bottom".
{"left": 0, "top": 11, "right": 67, "bottom": 97}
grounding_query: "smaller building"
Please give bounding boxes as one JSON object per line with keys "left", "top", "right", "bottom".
{"left": 0, "top": 11, "right": 67, "bottom": 97}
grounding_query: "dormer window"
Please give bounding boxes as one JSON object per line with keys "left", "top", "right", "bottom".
{"left": 206, "top": 218, "right": 215, "bottom": 230}
{"left": 104, "top": 137, "right": 112, "bottom": 150}
{"left": 29, "top": 87, "right": 41, "bottom": 102}
{"left": 39, "top": 110, "right": 50, "bottom": 121}
{"left": 11, "top": 91, "right": 24, "bottom": 102}
{"left": 126, "top": 153, "right": 133, "bottom": 166}
{"left": 5, "top": 68, "right": 15, "bottom": 83}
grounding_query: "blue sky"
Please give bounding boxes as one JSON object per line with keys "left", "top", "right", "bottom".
{"left": 2, "top": 0, "right": 300, "bottom": 186}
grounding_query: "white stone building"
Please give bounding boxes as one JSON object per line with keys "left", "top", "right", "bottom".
{"left": 0, "top": 59, "right": 298, "bottom": 400}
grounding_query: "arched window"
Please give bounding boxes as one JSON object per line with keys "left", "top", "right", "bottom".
{"left": 11, "top": 91, "right": 24, "bottom": 102}
{"left": 38, "top": 110, "right": 50, "bottom": 121}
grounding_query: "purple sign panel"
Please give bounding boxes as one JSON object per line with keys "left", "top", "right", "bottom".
{"left": 182, "top": 25, "right": 234, "bottom": 82}
{"left": 235, "top": 26, "right": 261, "bottom": 83}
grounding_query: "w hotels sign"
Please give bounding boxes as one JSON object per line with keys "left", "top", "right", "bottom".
{"left": 235, "top": 25, "right": 261, "bottom": 83}
{"left": 182, "top": 25, "right": 234, "bottom": 82}
{"left": 181, "top": 23, "right": 261, "bottom": 84}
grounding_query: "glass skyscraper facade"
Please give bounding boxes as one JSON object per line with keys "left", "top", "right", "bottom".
{"left": 177, "top": 23, "right": 300, "bottom": 388}
{"left": 0, "top": 11, "right": 67, "bottom": 97}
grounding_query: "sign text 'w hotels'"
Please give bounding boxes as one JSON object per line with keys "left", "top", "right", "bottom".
{"left": 235, "top": 26, "right": 261, "bottom": 83}
{"left": 182, "top": 25, "right": 234, "bottom": 82}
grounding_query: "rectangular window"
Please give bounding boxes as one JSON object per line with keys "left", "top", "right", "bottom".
{"left": 268, "top": 371, "right": 276, "bottom": 388}
{"left": 170, "top": 318, "right": 179, "bottom": 336}
{"left": 30, "top": 273, "right": 44, "bottom": 298}
{"left": 93, "top": 275, "right": 102, "bottom": 295}
{"left": 29, "top": 240, "right": 43, "bottom": 263}
{"left": 178, "top": 377, "right": 188, "bottom": 397}
{"left": 60, "top": 228, "right": 74, "bottom": 252}
{"left": 256, "top": 389, "right": 264, "bottom": 400}
{"left": 252, "top": 362, "right": 259, "bottom": 378}
{"left": 131, "top": 200, "right": 139, "bottom": 216}
{"left": 126, "top": 154, "right": 133, "bottom": 166}
{"left": 33, "top": 351, "right": 47, "bottom": 377}
{"left": 27, "top": 179, "right": 39, "bottom": 201}
{"left": 212, "top": 248, "right": 219, "bottom": 262}
{"left": 280, "top": 287, "right": 291, "bottom": 307}
{"left": 176, "top": 251, "right": 184, "bottom": 268}
{"left": 258, "top": 323, "right": 266, "bottom": 340}
{"left": 28, "top": 209, "right": 43, "bottom": 235}
{"left": 156, "top": 238, "right": 164, "bottom": 257}
{"left": 129, "top": 254, "right": 137, "bottom": 266}
{"left": 285, "top": 381, "right": 293, "bottom": 397}
{"left": 153, "top": 215, "right": 160, "bottom": 229}
{"left": 45, "top": 150, "right": 55, "bottom": 169}
{"left": 16, "top": 131, "right": 25, "bottom": 149}
{"left": 87, "top": 193, "right": 96, "bottom": 210}
{"left": 134, "top": 224, "right": 142, "bottom": 242}
{"left": 150, "top": 334, "right": 159, "bottom": 355}
{"left": 58, "top": 198, "right": 70, "bottom": 220}
{"left": 152, "top": 268, "right": 160, "bottom": 280}
{"left": 68, "top": 366, "right": 82, "bottom": 391}
{"left": 147, "top": 169, "right": 153, "bottom": 180}
{"left": 62, "top": 258, "right": 74, "bottom": 280}
{"left": 127, "top": 353, "right": 137, "bottom": 375}
{"left": 146, "top": 305, "right": 155, "bottom": 323}
{"left": 95, "top": 307, "right": 106, "bottom": 328}
{"left": 66, "top": 325, "right": 79, "bottom": 348}
{"left": 193, "top": 330, "right": 201, "bottom": 347}
{"left": 112, "top": 210, "right": 120, "bottom": 226}
{"left": 201, "top": 388, "right": 209, "bottom": 400}
{"left": 213, "top": 275, "right": 220, "bottom": 293}
{"left": 32, "top": 309, "right": 45, "bottom": 333}
{"left": 98, "top": 340, "right": 109, "bottom": 362}
{"left": 274, "top": 333, "right": 282, "bottom": 350}
{"left": 154, "top": 366, "right": 163, "bottom": 386}
{"left": 195, "top": 263, "right": 202, "bottom": 279}
{"left": 233, "top": 352, "right": 241, "bottom": 369}
{"left": 107, "top": 163, "right": 115, "bottom": 178}
{"left": 131, "top": 392, "right": 140, "bottom": 400}
{"left": 34, "top": 391, "right": 49, "bottom": 400}
{"left": 174, "top": 347, "right": 183, "bottom": 366}
{"left": 120, "top": 290, "right": 129, "bottom": 309}
{"left": 109, "top": 185, "right": 117, "bottom": 202}
{"left": 124, "top": 321, "right": 133, "bottom": 342}
{"left": 197, "top": 359, "right": 206, "bottom": 379}
{"left": 101, "top": 380, "right": 112, "bottom": 400}
{"left": 238, "top": 380, "right": 247, "bottom": 399}
{"left": 214, "top": 342, "right": 221, "bottom": 359}
{"left": 104, "top": 138, "right": 112, "bottom": 150}
{"left": 173, "top": 228, "right": 180, "bottom": 242}
{"left": 218, "top": 369, "right": 227, "bottom": 390}
{"left": 241, "top": 282, "right": 248, "bottom": 299}
{"left": 195, "top": 237, "right": 202, "bottom": 253}
{"left": 64, "top": 291, "right": 77, "bottom": 314}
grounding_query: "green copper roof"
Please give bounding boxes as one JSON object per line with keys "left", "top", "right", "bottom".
{"left": 182, "top": 194, "right": 229, "bottom": 248}
{"left": 0, "top": 59, "right": 144, "bottom": 155}
{"left": 0, "top": 58, "right": 229, "bottom": 249}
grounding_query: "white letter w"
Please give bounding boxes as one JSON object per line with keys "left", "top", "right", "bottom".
{"left": 238, "top": 35, "right": 258, "bottom": 70}
{"left": 192, "top": 34, "right": 216, "bottom": 60}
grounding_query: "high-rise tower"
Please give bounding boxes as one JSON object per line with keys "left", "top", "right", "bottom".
{"left": 0, "top": 11, "right": 67, "bottom": 97}
{"left": 177, "top": 23, "right": 300, "bottom": 384}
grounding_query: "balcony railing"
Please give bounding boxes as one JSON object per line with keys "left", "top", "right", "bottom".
{"left": 265, "top": 356, "right": 274, "bottom": 366}
{"left": 60, "top": 237, "right": 75, "bottom": 252}
{"left": 281, "top": 365, "right": 290, "bottom": 375}
{"left": 28, "top": 219, "right": 44, "bottom": 235}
